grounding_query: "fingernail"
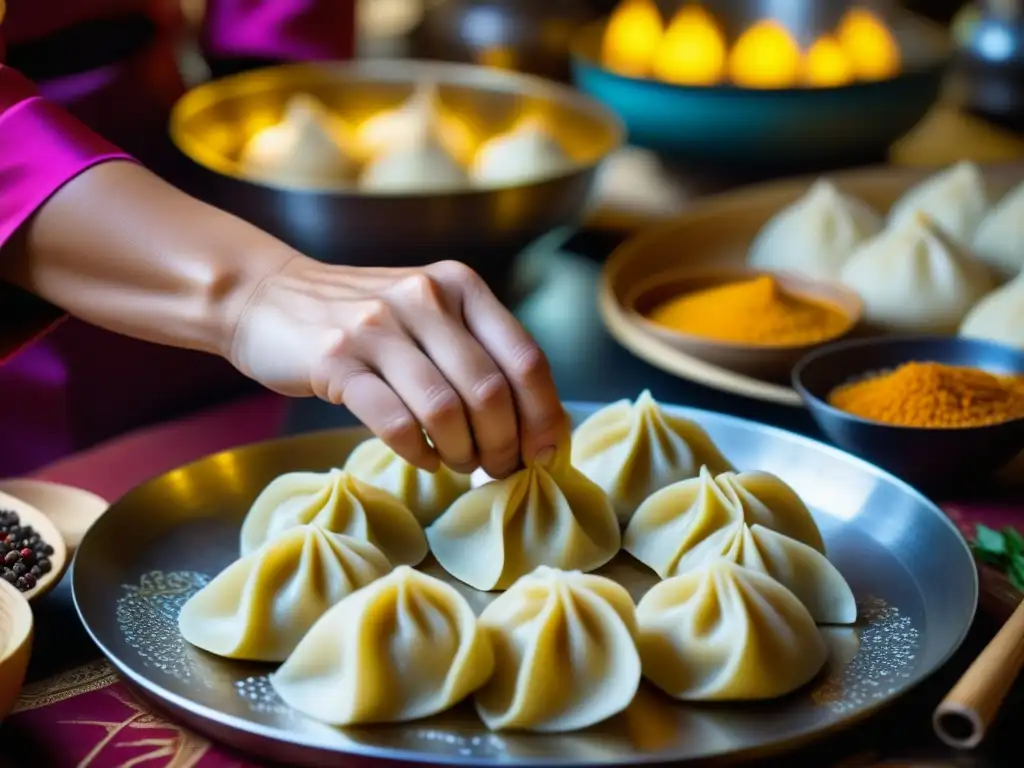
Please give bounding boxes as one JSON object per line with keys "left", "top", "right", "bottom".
{"left": 534, "top": 446, "right": 556, "bottom": 468}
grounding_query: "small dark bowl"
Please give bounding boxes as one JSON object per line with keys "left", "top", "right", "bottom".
{"left": 793, "top": 336, "right": 1024, "bottom": 493}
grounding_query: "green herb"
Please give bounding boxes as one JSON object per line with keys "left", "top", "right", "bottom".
{"left": 972, "top": 524, "right": 1024, "bottom": 593}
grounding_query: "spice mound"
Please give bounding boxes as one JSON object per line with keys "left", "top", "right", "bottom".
{"left": 0, "top": 509, "right": 55, "bottom": 592}
{"left": 828, "top": 361, "right": 1024, "bottom": 428}
{"left": 648, "top": 275, "right": 850, "bottom": 346}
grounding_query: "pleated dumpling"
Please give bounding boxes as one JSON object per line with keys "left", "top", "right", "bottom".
{"left": 973, "top": 180, "right": 1024, "bottom": 281}
{"left": 960, "top": 272, "right": 1024, "bottom": 348}
{"left": 427, "top": 448, "right": 620, "bottom": 591}
{"left": 343, "top": 437, "right": 471, "bottom": 525}
{"left": 178, "top": 526, "right": 391, "bottom": 662}
{"left": 747, "top": 179, "right": 883, "bottom": 280}
{"left": 669, "top": 522, "right": 856, "bottom": 624}
{"left": 239, "top": 468, "right": 427, "bottom": 566}
{"left": 840, "top": 211, "right": 994, "bottom": 333}
{"left": 888, "top": 161, "right": 990, "bottom": 242}
{"left": 624, "top": 466, "right": 825, "bottom": 578}
{"left": 271, "top": 566, "right": 494, "bottom": 725}
{"left": 474, "top": 567, "right": 641, "bottom": 732}
{"left": 571, "top": 390, "right": 733, "bottom": 525}
{"left": 471, "top": 117, "right": 572, "bottom": 187}
{"left": 636, "top": 560, "right": 828, "bottom": 701}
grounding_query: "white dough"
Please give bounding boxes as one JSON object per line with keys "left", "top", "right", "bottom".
{"left": 888, "top": 161, "right": 990, "bottom": 243}
{"left": 960, "top": 272, "right": 1024, "bottom": 348}
{"left": 840, "top": 211, "right": 995, "bottom": 333}
{"left": 973, "top": 179, "right": 1024, "bottom": 282}
{"left": 239, "top": 94, "right": 358, "bottom": 186}
{"left": 359, "top": 134, "right": 470, "bottom": 192}
{"left": 471, "top": 118, "right": 572, "bottom": 186}
{"left": 748, "top": 179, "right": 884, "bottom": 280}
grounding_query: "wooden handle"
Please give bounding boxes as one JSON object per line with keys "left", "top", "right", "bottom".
{"left": 933, "top": 597, "right": 1024, "bottom": 750}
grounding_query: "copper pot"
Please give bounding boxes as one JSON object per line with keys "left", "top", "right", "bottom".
{"left": 411, "top": 0, "right": 601, "bottom": 82}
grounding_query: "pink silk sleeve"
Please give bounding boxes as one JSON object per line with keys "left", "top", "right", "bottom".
{"left": 0, "top": 63, "right": 137, "bottom": 361}
{"left": 200, "top": 0, "right": 357, "bottom": 62}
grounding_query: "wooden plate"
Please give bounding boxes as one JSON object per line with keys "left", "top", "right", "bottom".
{"left": 600, "top": 164, "right": 1024, "bottom": 407}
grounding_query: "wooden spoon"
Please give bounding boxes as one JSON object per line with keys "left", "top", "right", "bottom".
{"left": 933, "top": 597, "right": 1024, "bottom": 749}
{"left": 0, "top": 491, "right": 69, "bottom": 602}
{"left": 0, "top": 577, "right": 33, "bottom": 721}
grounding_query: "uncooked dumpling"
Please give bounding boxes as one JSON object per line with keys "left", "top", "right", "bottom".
{"left": 238, "top": 468, "right": 427, "bottom": 566}
{"left": 475, "top": 567, "right": 641, "bottom": 732}
{"left": 427, "top": 446, "right": 620, "bottom": 591}
{"left": 960, "top": 272, "right": 1024, "bottom": 348}
{"left": 636, "top": 560, "right": 828, "bottom": 701}
{"left": 571, "top": 390, "right": 733, "bottom": 525}
{"left": 472, "top": 118, "right": 572, "bottom": 187}
{"left": 668, "top": 522, "right": 856, "bottom": 624}
{"left": 973, "top": 180, "right": 1024, "bottom": 281}
{"left": 748, "top": 179, "right": 883, "bottom": 280}
{"left": 624, "top": 466, "right": 825, "bottom": 578}
{"left": 178, "top": 526, "right": 391, "bottom": 662}
{"left": 358, "top": 81, "right": 442, "bottom": 157}
{"left": 888, "top": 161, "right": 990, "bottom": 242}
{"left": 343, "top": 437, "right": 470, "bottom": 525}
{"left": 840, "top": 211, "right": 994, "bottom": 333}
{"left": 359, "top": 133, "right": 469, "bottom": 192}
{"left": 240, "top": 94, "right": 358, "bottom": 186}
{"left": 271, "top": 566, "right": 493, "bottom": 725}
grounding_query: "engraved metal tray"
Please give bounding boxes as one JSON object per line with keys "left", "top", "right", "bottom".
{"left": 72, "top": 402, "right": 978, "bottom": 766}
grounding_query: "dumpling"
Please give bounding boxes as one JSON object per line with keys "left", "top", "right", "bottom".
{"left": 960, "top": 272, "right": 1024, "bottom": 347}
{"left": 840, "top": 211, "right": 994, "bottom": 333}
{"left": 667, "top": 522, "right": 856, "bottom": 623}
{"left": 238, "top": 468, "right": 427, "bottom": 566}
{"left": 359, "top": 132, "right": 469, "bottom": 192}
{"left": 343, "top": 437, "right": 470, "bottom": 525}
{"left": 178, "top": 526, "right": 391, "bottom": 661}
{"left": 427, "top": 447, "right": 620, "bottom": 591}
{"left": 623, "top": 466, "right": 826, "bottom": 578}
{"left": 358, "top": 81, "right": 441, "bottom": 157}
{"left": 973, "top": 180, "right": 1024, "bottom": 281}
{"left": 239, "top": 94, "right": 358, "bottom": 186}
{"left": 888, "top": 161, "right": 990, "bottom": 242}
{"left": 571, "top": 390, "right": 733, "bottom": 525}
{"left": 474, "top": 567, "right": 641, "bottom": 732}
{"left": 270, "top": 565, "right": 493, "bottom": 725}
{"left": 748, "top": 179, "right": 884, "bottom": 280}
{"left": 471, "top": 118, "right": 572, "bottom": 187}
{"left": 636, "top": 560, "right": 828, "bottom": 700}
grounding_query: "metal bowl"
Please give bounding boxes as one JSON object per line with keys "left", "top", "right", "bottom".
{"left": 570, "top": 2, "right": 951, "bottom": 168}
{"left": 170, "top": 60, "right": 623, "bottom": 274}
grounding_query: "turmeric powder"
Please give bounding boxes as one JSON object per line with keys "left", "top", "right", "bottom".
{"left": 828, "top": 361, "right": 1024, "bottom": 428}
{"left": 649, "top": 275, "right": 850, "bottom": 346}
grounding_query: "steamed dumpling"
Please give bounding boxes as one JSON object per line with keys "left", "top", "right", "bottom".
{"left": 748, "top": 179, "right": 884, "bottom": 280}
{"left": 888, "top": 161, "right": 989, "bottom": 242}
{"left": 571, "top": 390, "right": 733, "bottom": 525}
{"left": 343, "top": 438, "right": 471, "bottom": 525}
{"left": 359, "top": 134, "right": 469, "bottom": 192}
{"left": 624, "top": 466, "right": 826, "bottom": 578}
{"left": 358, "top": 82, "right": 442, "bottom": 157}
{"left": 178, "top": 526, "right": 391, "bottom": 661}
{"left": 973, "top": 180, "right": 1024, "bottom": 281}
{"left": 427, "top": 447, "right": 620, "bottom": 591}
{"left": 271, "top": 566, "right": 493, "bottom": 725}
{"left": 475, "top": 567, "right": 641, "bottom": 732}
{"left": 238, "top": 468, "right": 427, "bottom": 565}
{"left": 240, "top": 94, "right": 358, "bottom": 186}
{"left": 840, "top": 211, "right": 994, "bottom": 333}
{"left": 960, "top": 272, "right": 1024, "bottom": 347}
{"left": 636, "top": 560, "right": 828, "bottom": 701}
{"left": 472, "top": 118, "right": 572, "bottom": 187}
{"left": 669, "top": 522, "right": 856, "bottom": 624}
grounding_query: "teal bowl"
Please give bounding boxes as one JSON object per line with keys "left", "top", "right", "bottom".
{"left": 571, "top": 12, "right": 951, "bottom": 168}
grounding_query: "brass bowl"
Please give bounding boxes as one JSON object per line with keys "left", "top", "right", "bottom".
{"left": 170, "top": 60, "right": 623, "bottom": 274}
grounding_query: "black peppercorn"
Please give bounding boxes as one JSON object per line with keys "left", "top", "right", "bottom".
{"left": 0, "top": 509, "right": 57, "bottom": 593}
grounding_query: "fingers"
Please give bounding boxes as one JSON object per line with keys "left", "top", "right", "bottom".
{"left": 428, "top": 261, "right": 568, "bottom": 465}
{"left": 390, "top": 274, "right": 521, "bottom": 479}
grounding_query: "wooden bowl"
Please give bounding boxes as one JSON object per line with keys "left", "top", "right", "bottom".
{"left": 623, "top": 267, "right": 863, "bottom": 382}
{"left": 0, "top": 480, "right": 109, "bottom": 555}
{"left": 0, "top": 577, "right": 32, "bottom": 722}
{"left": 0, "top": 491, "right": 69, "bottom": 602}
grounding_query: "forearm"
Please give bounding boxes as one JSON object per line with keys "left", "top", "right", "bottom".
{"left": 0, "top": 161, "right": 298, "bottom": 358}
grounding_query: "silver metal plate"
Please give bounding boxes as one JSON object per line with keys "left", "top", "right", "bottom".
{"left": 72, "top": 402, "right": 978, "bottom": 766}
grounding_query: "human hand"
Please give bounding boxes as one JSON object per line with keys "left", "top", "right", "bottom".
{"left": 229, "top": 256, "right": 568, "bottom": 478}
